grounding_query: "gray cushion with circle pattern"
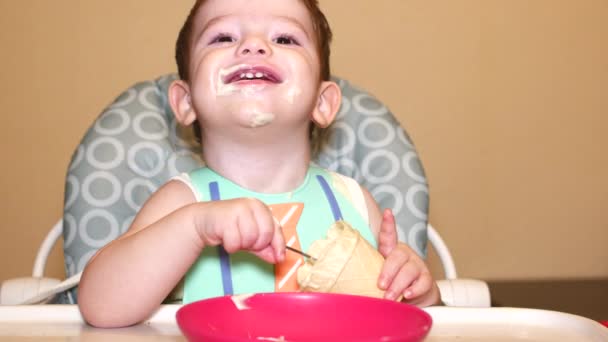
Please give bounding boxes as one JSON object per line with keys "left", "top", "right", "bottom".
{"left": 62, "top": 74, "right": 429, "bottom": 300}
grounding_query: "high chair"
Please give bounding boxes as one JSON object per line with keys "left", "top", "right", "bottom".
{"left": 0, "top": 74, "right": 490, "bottom": 307}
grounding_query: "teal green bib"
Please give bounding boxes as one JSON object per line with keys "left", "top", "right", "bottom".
{"left": 183, "top": 166, "right": 376, "bottom": 303}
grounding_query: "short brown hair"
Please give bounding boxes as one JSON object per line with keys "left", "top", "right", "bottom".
{"left": 175, "top": 0, "right": 334, "bottom": 156}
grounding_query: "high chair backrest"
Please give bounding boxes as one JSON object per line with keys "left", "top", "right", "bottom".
{"left": 62, "top": 74, "right": 429, "bottom": 285}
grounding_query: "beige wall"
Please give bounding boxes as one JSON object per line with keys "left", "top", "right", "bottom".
{"left": 1, "top": 0, "right": 607, "bottom": 284}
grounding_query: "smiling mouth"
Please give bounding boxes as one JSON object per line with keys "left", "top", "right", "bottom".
{"left": 223, "top": 66, "right": 283, "bottom": 84}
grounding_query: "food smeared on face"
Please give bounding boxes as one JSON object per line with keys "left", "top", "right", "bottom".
{"left": 216, "top": 64, "right": 284, "bottom": 97}
{"left": 249, "top": 110, "right": 276, "bottom": 128}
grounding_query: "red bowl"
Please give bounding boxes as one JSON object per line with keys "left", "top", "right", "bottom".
{"left": 176, "top": 292, "right": 432, "bottom": 342}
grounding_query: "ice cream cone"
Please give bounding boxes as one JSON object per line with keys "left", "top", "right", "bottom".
{"left": 297, "top": 220, "right": 388, "bottom": 299}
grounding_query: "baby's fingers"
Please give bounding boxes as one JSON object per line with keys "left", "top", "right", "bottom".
{"left": 250, "top": 205, "right": 277, "bottom": 251}
{"left": 252, "top": 246, "right": 280, "bottom": 264}
{"left": 222, "top": 222, "right": 243, "bottom": 253}
{"left": 378, "top": 248, "right": 410, "bottom": 290}
{"left": 403, "top": 272, "right": 441, "bottom": 307}
{"left": 378, "top": 209, "right": 398, "bottom": 257}
{"left": 251, "top": 225, "right": 284, "bottom": 263}
{"left": 269, "top": 220, "right": 285, "bottom": 262}
{"left": 383, "top": 262, "right": 420, "bottom": 301}
{"left": 249, "top": 202, "right": 284, "bottom": 263}
{"left": 403, "top": 271, "right": 432, "bottom": 301}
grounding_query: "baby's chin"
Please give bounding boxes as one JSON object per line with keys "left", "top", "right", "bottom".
{"left": 247, "top": 110, "right": 275, "bottom": 128}
{"left": 225, "top": 104, "right": 276, "bottom": 129}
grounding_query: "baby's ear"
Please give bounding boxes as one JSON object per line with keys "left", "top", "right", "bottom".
{"left": 311, "top": 81, "right": 341, "bottom": 128}
{"left": 168, "top": 80, "right": 197, "bottom": 125}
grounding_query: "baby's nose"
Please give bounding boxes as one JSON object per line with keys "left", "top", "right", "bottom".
{"left": 238, "top": 36, "right": 270, "bottom": 56}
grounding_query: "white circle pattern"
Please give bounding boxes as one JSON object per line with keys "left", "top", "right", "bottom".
{"left": 94, "top": 108, "right": 131, "bottom": 136}
{"left": 63, "top": 213, "right": 77, "bottom": 248}
{"left": 81, "top": 171, "right": 122, "bottom": 208}
{"left": 405, "top": 184, "right": 429, "bottom": 220}
{"left": 86, "top": 136, "right": 125, "bottom": 170}
{"left": 396, "top": 127, "right": 414, "bottom": 149}
{"left": 68, "top": 145, "right": 85, "bottom": 172}
{"left": 352, "top": 93, "right": 388, "bottom": 116}
{"left": 133, "top": 111, "right": 169, "bottom": 140}
{"left": 169, "top": 119, "right": 194, "bottom": 149}
{"left": 64, "top": 175, "right": 80, "bottom": 211}
{"left": 357, "top": 117, "right": 396, "bottom": 149}
{"left": 168, "top": 150, "right": 202, "bottom": 177}
{"left": 77, "top": 250, "right": 99, "bottom": 274}
{"left": 109, "top": 88, "right": 137, "bottom": 108}
{"left": 127, "top": 141, "right": 166, "bottom": 178}
{"left": 336, "top": 96, "right": 351, "bottom": 120}
{"left": 123, "top": 178, "right": 158, "bottom": 212}
{"left": 402, "top": 151, "right": 427, "bottom": 183}
{"left": 408, "top": 222, "right": 427, "bottom": 256}
{"left": 138, "top": 86, "right": 163, "bottom": 111}
{"left": 320, "top": 122, "right": 356, "bottom": 158}
{"left": 371, "top": 184, "right": 404, "bottom": 217}
{"left": 361, "top": 150, "right": 400, "bottom": 184}
{"left": 78, "top": 209, "right": 119, "bottom": 248}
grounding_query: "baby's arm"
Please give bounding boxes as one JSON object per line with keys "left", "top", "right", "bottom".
{"left": 362, "top": 188, "right": 440, "bottom": 306}
{"left": 78, "top": 180, "right": 285, "bottom": 328}
{"left": 78, "top": 180, "right": 201, "bottom": 327}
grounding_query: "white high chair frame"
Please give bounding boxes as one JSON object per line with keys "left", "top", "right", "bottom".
{"left": 1, "top": 217, "right": 490, "bottom": 307}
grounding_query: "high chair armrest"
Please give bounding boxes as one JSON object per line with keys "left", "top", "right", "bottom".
{"left": 0, "top": 277, "right": 61, "bottom": 305}
{"left": 437, "top": 278, "right": 492, "bottom": 307}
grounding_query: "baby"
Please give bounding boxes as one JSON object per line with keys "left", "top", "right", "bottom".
{"left": 78, "top": 0, "right": 439, "bottom": 327}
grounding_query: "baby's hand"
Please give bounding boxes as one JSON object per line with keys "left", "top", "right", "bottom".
{"left": 377, "top": 209, "right": 440, "bottom": 306}
{"left": 194, "top": 198, "right": 286, "bottom": 264}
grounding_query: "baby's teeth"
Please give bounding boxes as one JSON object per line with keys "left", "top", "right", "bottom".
{"left": 246, "top": 73, "right": 254, "bottom": 79}
{"left": 255, "top": 72, "right": 264, "bottom": 78}
{"left": 240, "top": 73, "right": 246, "bottom": 78}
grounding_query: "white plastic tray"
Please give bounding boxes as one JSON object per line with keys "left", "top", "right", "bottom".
{"left": 424, "top": 307, "right": 608, "bottom": 341}
{"left": 0, "top": 305, "right": 606, "bottom": 341}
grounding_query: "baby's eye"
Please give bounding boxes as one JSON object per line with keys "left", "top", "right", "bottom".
{"left": 274, "top": 35, "right": 299, "bottom": 46}
{"left": 210, "top": 34, "right": 235, "bottom": 44}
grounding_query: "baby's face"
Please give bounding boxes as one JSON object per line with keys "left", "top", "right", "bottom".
{"left": 187, "top": 0, "right": 322, "bottom": 130}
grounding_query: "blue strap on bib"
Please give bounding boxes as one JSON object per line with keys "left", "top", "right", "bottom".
{"left": 209, "top": 181, "right": 234, "bottom": 296}
{"left": 316, "top": 175, "right": 343, "bottom": 221}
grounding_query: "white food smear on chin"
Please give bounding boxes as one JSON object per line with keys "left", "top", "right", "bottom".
{"left": 249, "top": 110, "right": 275, "bottom": 128}
{"left": 230, "top": 293, "right": 254, "bottom": 310}
{"left": 216, "top": 65, "right": 275, "bottom": 128}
